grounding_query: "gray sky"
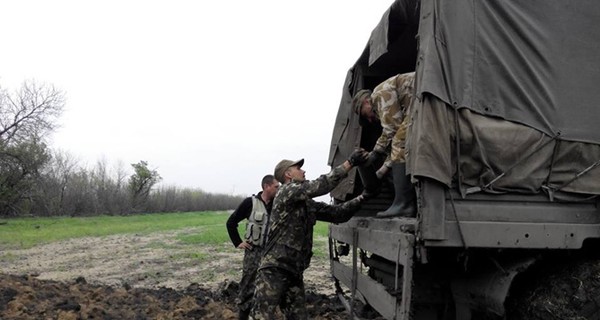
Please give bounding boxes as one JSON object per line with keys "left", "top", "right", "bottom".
{"left": 1, "top": 0, "right": 392, "bottom": 197}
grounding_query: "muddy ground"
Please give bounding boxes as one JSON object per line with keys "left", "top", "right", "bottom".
{"left": 4, "top": 225, "right": 598, "bottom": 319}
{"left": 0, "top": 228, "right": 364, "bottom": 319}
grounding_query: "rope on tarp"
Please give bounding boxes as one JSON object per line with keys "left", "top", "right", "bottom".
{"left": 448, "top": 190, "right": 467, "bottom": 250}
{"left": 544, "top": 159, "right": 600, "bottom": 201}
{"left": 453, "top": 103, "right": 465, "bottom": 198}
{"left": 465, "top": 133, "right": 560, "bottom": 195}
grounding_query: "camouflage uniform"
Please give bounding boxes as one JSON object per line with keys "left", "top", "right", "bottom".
{"left": 251, "top": 164, "right": 362, "bottom": 320}
{"left": 371, "top": 72, "right": 415, "bottom": 165}
{"left": 238, "top": 245, "right": 263, "bottom": 313}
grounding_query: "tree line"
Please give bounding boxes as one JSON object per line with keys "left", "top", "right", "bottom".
{"left": 0, "top": 80, "right": 244, "bottom": 217}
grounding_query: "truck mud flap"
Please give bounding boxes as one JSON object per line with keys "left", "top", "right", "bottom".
{"left": 451, "top": 255, "right": 538, "bottom": 318}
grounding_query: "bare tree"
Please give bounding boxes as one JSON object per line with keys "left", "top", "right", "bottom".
{"left": 0, "top": 80, "right": 65, "bottom": 145}
{"left": 112, "top": 160, "right": 129, "bottom": 214}
{"left": 92, "top": 158, "right": 129, "bottom": 214}
{"left": 32, "top": 149, "right": 79, "bottom": 216}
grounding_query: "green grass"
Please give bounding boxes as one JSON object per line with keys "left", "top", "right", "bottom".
{"left": 0, "top": 212, "right": 332, "bottom": 250}
{"left": 178, "top": 224, "right": 233, "bottom": 245}
{"left": 0, "top": 211, "right": 230, "bottom": 249}
{"left": 314, "top": 221, "right": 329, "bottom": 238}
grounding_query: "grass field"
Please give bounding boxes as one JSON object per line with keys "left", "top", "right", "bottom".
{"left": 0, "top": 211, "right": 334, "bottom": 291}
{"left": 0, "top": 212, "right": 331, "bottom": 252}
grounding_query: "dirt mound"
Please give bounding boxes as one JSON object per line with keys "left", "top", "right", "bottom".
{"left": 505, "top": 256, "right": 600, "bottom": 320}
{"left": 0, "top": 230, "right": 361, "bottom": 319}
{"left": 0, "top": 273, "right": 349, "bottom": 319}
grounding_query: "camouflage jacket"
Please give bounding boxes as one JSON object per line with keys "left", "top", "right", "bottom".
{"left": 371, "top": 72, "right": 415, "bottom": 154}
{"left": 258, "top": 164, "right": 361, "bottom": 275}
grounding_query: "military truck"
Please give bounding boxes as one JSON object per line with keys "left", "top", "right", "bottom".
{"left": 327, "top": 1, "right": 600, "bottom": 319}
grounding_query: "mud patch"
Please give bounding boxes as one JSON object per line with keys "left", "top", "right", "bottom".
{"left": 0, "top": 229, "right": 353, "bottom": 319}
{"left": 505, "top": 255, "right": 600, "bottom": 320}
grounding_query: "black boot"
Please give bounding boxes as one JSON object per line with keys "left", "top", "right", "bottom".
{"left": 376, "top": 163, "right": 416, "bottom": 218}
{"left": 357, "top": 165, "right": 382, "bottom": 199}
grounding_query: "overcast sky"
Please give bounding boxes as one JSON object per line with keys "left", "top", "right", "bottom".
{"left": 1, "top": 0, "right": 392, "bottom": 197}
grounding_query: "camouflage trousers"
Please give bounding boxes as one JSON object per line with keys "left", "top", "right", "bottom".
{"left": 250, "top": 267, "right": 306, "bottom": 320}
{"left": 388, "top": 114, "right": 410, "bottom": 165}
{"left": 238, "top": 246, "right": 263, "bottom": 314}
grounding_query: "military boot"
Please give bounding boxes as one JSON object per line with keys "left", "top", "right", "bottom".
{"left": 376, "top": 162, "right": 416, "bottom": 218}
{"left": 357, "top": 165, "right": 382, "bottom": 199}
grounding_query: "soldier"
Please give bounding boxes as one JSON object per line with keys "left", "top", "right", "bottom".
{"left": 353, "top": 72, "right": 417, "bottom": 218}
{"left": 250, "top": 150, "right": 369, "bottom": 320}
{"left": 226, "top": 174, "right": 280, "bottom": 320}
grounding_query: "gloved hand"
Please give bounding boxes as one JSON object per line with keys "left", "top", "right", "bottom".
{"left": 364, "top": 150, "right": 386, "bottom": 168}
{"left": 347, "top": 148, "right": 369, "bottom": 167}
{"left": 340, "top": 194, "right": 364, "bottom": 213}
{"left": 330, "top": 195, "right": 364, "bottom": 224}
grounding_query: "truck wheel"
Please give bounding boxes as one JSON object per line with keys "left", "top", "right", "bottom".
{"left": 505, "top": 256, "right": 600, "bottom": 320}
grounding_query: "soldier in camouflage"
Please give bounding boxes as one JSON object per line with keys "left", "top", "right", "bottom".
{"left": 353, "top": 72, "right": 417, "bottom": 218}
{"left": 250, "top": 150, "right": 369, "bottom": 320}
{"left": 226, "top": 175, "right": 280, "bottom": 320}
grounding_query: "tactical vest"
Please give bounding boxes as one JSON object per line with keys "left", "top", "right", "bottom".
{"left": 244, "top": 197, "right": 269, "bottom": 246}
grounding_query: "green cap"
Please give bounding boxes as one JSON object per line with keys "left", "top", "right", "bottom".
{"left": 274, "top": 159, "right": 304, "bottom": 183}
{"left": 352, "top": 89, "right": 372, "bottom": 115}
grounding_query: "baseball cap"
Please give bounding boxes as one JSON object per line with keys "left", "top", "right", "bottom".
{"left": 352, "top": 89, "right": 372, "bottom": 115}
{"left": 274, "top": 159, "right": 304, "bottom": 183}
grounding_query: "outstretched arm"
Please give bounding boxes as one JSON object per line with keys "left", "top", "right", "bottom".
{"left": 299, "top": 149, "right": 368, "bottom": 200}
{"left": 309, "top": 196, "right": 364, "bottom": 224}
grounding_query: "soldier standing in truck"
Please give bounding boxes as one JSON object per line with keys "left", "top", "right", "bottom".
{"left": 226, "top": 174, "right": 280, "bottom": 320}
{"left": 353, "top": 71, "right": 417, "bottom": 218}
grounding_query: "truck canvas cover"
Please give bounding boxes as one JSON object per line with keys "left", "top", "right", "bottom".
{"left": 330, "top": 0, "right": 600, "bottom": 197}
